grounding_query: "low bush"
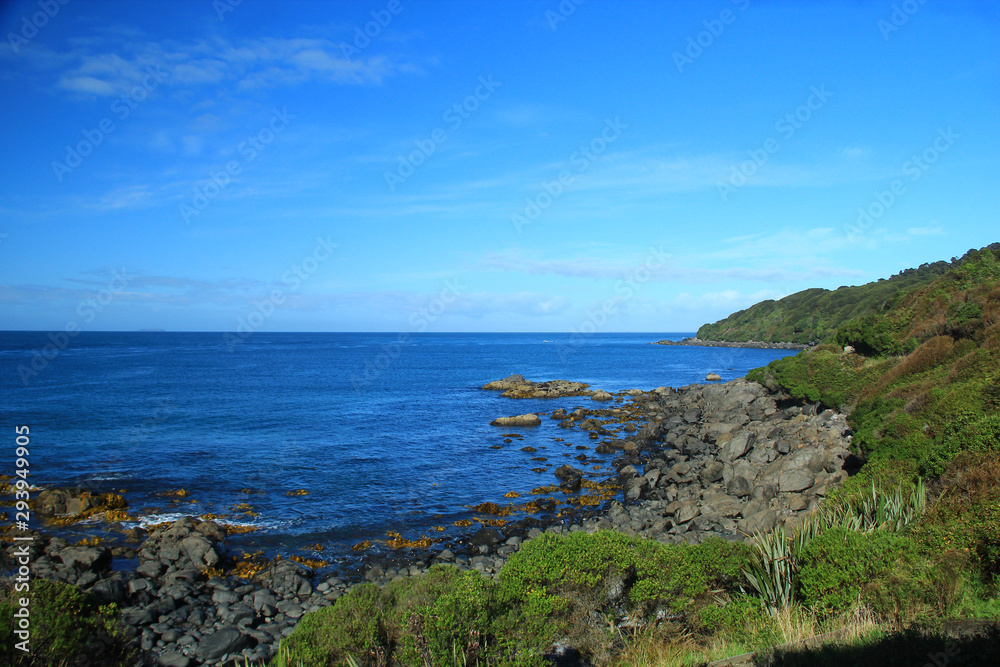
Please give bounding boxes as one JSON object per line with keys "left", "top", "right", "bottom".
{"left": 0, "top": 577, "right": 137, "bottom": 667}
{"left": 797, "top": 527, "right": 929, "bottom": 616}
{"left": 912, "top": 453, "right": 1000, "bottom": 576}
{"left": 275, "top": 533, "right": 756, "bottom": 666}
{"left": 276, "top": 583, "right": 392, "bottom": 666}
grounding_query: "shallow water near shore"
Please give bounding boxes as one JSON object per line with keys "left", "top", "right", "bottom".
{"left": 1, "top": 331, "right": 797, "bottom": 563}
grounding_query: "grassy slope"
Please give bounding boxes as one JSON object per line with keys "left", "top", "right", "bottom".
{"left": 694, "top": 246, "right": 999, "bottom": 344}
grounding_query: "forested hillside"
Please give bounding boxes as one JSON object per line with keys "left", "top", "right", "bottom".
{"left": 696, "top": 246, "right": 1000, "bottom": 344}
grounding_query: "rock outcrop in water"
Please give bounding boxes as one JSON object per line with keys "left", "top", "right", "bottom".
{"left": 656, "top": 337, "right": 812, "bottom": 350}
{"left": 490, "top": 414, "right": 542, "bottom": 426}
{"left": 483, "top": 374, "right": 594, "bottom": 398}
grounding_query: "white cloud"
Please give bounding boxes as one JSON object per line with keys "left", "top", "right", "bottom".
{"left": 30, "top": 34, "right": 422, "bottom": 98}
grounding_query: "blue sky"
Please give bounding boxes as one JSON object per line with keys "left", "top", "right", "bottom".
{"left": 1, "top": 0, "right": 997, "bottom": 333}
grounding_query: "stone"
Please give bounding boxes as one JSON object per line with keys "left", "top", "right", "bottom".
{"left": 158, "top": 652, "right": 192, "bottom": 667}
{"left": 778, "top": 470, "right": 815, "bottom": 493}
{"left": 559, "top": 477, "right": 582, "bottom": 493}
{"left": 212, "top": 589, "right": 240, "bottom": 605}
{"left": 470, "top": 528, "right": 503, "bottom": 547}
{"left": 121, "top": 608, "right": 154, "bottom": 626}
{"left": 624, "top": 477, "right": 647, "bottom": 501}
{"left": 91, "top": 577, "right": 126, "bottom": 603}
{"left": 701, "top": 494, "right": 742, "bottom": 518}
{"left": 255, "top": 560, "right": 313, "bottom": 598}
{"left": 706, "top": 373, "right": 722, "bottom": 381}
{"left": 553, "top": 464, "right": 583, "bottom": 480}
{"left": 739, "top": 510, "right": 777, "bottom": 535}
{"left": 700, "top": 460, "right": 725, "bottom": 484}
{"left": 720, "top": 432, "right": 755, "bottom": 463}
{"left": 675, "top": 500, "right": 699, "bottom": 524}
{"left": 490, "top": 414, "right": 542, "bottom": 427}
{"left": 198, "top": 627, "right": 251, "bottom": 661}
{"left": 57, "top": 546, "right": 111, "bottom": 573}
{"left": 137, "top": 560, "right": 165, "bottom": 579}
{"left": 592, "top": 391, "right": 613, "bottom": 401}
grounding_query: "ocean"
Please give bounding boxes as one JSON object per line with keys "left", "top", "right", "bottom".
{"left": 0, "top": 331, "right": 798, "bottom": 566}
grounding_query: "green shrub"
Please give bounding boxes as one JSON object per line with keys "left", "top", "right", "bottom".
{"left": 0, "top": 577, "right": 137, "bottom": 667}
{"left": 275, "top": 566, "right": 550, "bottom": 667}
{"left": 835, "top": 314, "right": 907, "bottom": 357}
{"left": 498, "top": 531, "right": 727, "bottom": 616}
{"left": 750, "top": 349, "right": 876, "bottom": 410}
{"left": 694, "top": 595, "right": 767, "bottom": 636}
{"left": 921, "top": 412, "right": 1000, "bottom": 477}
{"left": 389, "top": 566, "right": 498, "bottom": 667}
{"left": 277, "top": 583, "right": 392, "bottom": 666}
{"left": 797, "top": 527, "right": 923, "bottom": 614}
{"left": 687, "top": 537, "right": 753, "bottom": 587}
{"left": 912, "top": 454, "right": 1000, "bottom": 576}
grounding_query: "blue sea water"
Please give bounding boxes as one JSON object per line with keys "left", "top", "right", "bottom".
{"left": 0, "top": 332, "right": 797, "bottom": 565}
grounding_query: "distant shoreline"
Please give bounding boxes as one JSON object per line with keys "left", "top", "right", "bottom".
{"left": 655, "top": 337, "right": 813, "bottom": 350}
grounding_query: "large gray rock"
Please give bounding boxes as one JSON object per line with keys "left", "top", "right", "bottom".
{"left": 198, "top": 626, "right": 250, "bottom": 661}
{"left": 778, "top": 470, "right": 815, "bottom": 493}
{"left": 554, "top": 464, "right": 583, "bottom": 481}
{"left": 121, "top": 607, "right": 154, "bottom": 626}
{"left": 57, "top": 547, "right": 112, "bottom": 573}
{"left": 624, "top": 477, "right": 647, "bottom": 501}
{"left": 158, "top": 653, "right": 192, "bottom": 667}
{"left": 739, "top": 510, "right": 777, "bottom": 535}
{"left": 701, "top": 493, "right": 742, "bottom": 518}
{"left": 700, "top": 460, "right": 724, "bottom": 484}
{"left": 180, "top": 534, "right": 221, "bottom": 569}
{"left": 255, "top": 560, "right": 313, "bottom": 598}
{"left": 723, "top": 460, "right": 757, "bottom": 498}
{"left": 720, "top": 432, "right": 755, "bottom": 462}
{"left": 675, "top": 500, "right": 699, "bottom": 524}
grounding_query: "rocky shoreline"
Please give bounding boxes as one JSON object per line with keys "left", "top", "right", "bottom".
{"left": 655, "top": 337, "right": 814, "bottom": 350}
{"left": 2, "top": 374, "right": 856, "bottom": 666}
